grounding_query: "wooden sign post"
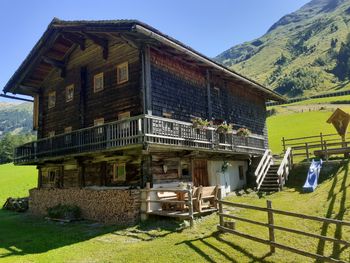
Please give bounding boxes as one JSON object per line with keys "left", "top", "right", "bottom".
{"left": 327, "top": 108, "right": 350, "bottom": 156}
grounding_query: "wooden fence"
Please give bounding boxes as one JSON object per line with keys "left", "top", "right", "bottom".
{"left": 282, "top": 132, "right": 350, "bottom": 161}
{"left": 218, "top": 200, "right": 350, "bottom": 263}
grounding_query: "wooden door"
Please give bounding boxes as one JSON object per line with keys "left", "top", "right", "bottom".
{"left": 192, "top": 159, "right": 209, "bottom": 187}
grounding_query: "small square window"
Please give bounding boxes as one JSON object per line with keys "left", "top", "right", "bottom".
{"left": 48, "top": 131, "right": 55, "bottom": 138}
{"left": 48, "top": 91, "right": 56, "bottom": 109}
{"left": 48, "top": 170, "right": 56, "bottom": 183}
{"left": 117, "top": 62, "right": 129, "bottom": 84}
{"left": 118, "top": 112, "right": 130, "bottom": 129}
{"left": 213, "top": 87, "right": 220, "bottom": 98}
{"left": 239, "top": 166, "right": 244, "bottom": 180}
{"left": 113, "top": 163, "right": 126, "bottom": 182}
{"left": 66, "top": 84, "right": 74, "bottom": 102}
{"left": 94, "top": 118, "right": 104, "bottom": 135}
{"left": 64, "top": 127, "right": 72, "bottom": 144}
{"left": 94, "top": 73, "right": 104, "bottom": 93}
{"left": 64, "top": 126, "right": 72, "bottom": 133}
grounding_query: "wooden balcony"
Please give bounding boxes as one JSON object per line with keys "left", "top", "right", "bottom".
{"left": 14, "top": 115, "right": 266, "bottom": 164}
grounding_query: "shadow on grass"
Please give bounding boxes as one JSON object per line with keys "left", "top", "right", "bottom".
{"left": 315, "top": 161, "right": 349, "bottom": 262}
{"left": 0, "top": 211, "right": 182, "bottom": 258}
{"left": 176, "top": 231, "right": 273, "bottom": 263}
{"left": 111, "top": 217, "right": 184, "bottom": 241}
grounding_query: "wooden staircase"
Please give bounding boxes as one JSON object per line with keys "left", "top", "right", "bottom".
{"left": 255, "top": 148, "right": 293, "bottom": 193}
{"left": 259, "top": 164, "right": 280, "bottom": 192}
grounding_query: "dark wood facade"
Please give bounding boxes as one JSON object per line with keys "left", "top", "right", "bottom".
{"left": 4, "top": 19, "right": 284, "bottom": 190}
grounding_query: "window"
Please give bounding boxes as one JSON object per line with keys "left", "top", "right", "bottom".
{"left": 48, "top": 131, "right": 55, "bottom": 138}
{"left": 64, "top": 126, "right": 72, "bottom": 144}
{"left": 213, "top": 87, "right": 220, "bottom": 98}
{"left": 94, "top": 118, "right": 104, "bottom": 135}
{"left": 49, "top": 170, "right": 56, "bottom": 183}
{"left": 113, "top": 163, "right": 126, "bottom": 182}
{"left": 94, "top": 72, "right": 104, "bottom": 93}
{"left": 117, "top": 62, "right": 129, "bottom": 84}
{"left": 181, "top": 161, "right": 191, "bottom": 178}
{"left": 162, "top": 111, "right": 174, "bottom": 130}
{"left": 48, "top": 91, "right": 56, "bottom": 109}
{"left": 239, "top": 166, "right": 244, "bottom": 180}
{"left": 66, "top": 84, "right": 74, "bottom": 102}
{"left": 64, "top": 126, "right": 72, "bottom": 133}
{"left": 118, "top": 112, "right": 130, "bottom": 130}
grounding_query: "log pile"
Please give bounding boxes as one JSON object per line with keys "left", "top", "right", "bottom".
{"left": 3, "top": 197, "right": 29, "bottom": 212}
{"left": 29, "top": 187, "right": 141, "bottom": 225}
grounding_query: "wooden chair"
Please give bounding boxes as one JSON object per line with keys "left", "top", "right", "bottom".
{"left": 198, "top": 185, "right": 219, "bottom": 212}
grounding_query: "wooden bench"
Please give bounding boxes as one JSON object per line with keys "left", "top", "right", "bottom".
{"left": 157, "top": 191, "right": 178, "bottom": 211}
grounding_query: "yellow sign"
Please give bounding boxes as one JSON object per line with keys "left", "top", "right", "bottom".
{"left": 327, "top": 108, "right": 350, "bottom": 137}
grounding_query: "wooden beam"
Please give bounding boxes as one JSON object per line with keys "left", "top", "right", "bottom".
{"left": 42, "top": 56, "right": 66, "bottom": 77}
{"left": 0, "top": 93, "right": 34, "bottom": 102}
{"left": 119, "top": 33, "right": 139, "bottom": 49}
{"left": 142, "top": 45, "right": 152, "bottom": 114}
{"left": 9, "top": 30, "right": 62, "bottom": 93}
{"left": 82, "top": 32, "right": 108, "bottom": 60}
{"left": 61, "top": 32, "right": 86, "bottom": 50}
{"left": 206, "top": 69, "right": 212, "bottom": 119}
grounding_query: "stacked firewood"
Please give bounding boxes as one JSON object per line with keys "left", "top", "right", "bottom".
{"left": 3, "top": 197, "right": 29, "bottom": 212}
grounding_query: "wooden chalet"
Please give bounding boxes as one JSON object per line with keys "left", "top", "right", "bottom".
{"left": 3, "top": 19, "right": 284, "bottom": 224}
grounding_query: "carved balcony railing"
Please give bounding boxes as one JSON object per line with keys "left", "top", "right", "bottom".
{"left": 14, "top": 115, "right": 266, "bottom": 164}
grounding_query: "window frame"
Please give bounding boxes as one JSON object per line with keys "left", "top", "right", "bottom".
{"left": 93, "top": 72, "right": 104, "bottom": 93}
{"left": 64, "top": 126, "right": 72, "bottom": 144}
{"left": 48, "top": 91, "right": 56, "bottom": 109}
{"left": 113, "top": 163, "right": 126, "bottom": 182}
{"left": 65, "top": 84, "right": 74, "bottom": 102}
{"left": 118, "top": 111, "right": 130, "bottom": 130}
{"left": 48, "top": 131, "right": 55, "bottom": 138}
{"left": 94, "top": 118, "right": 105, "bottom": 135}
{"left": 117, "top": 62, "right": 129, "bottom": 84}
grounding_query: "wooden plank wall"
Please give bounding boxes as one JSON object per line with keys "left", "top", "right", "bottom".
{"left": 40, "top": 39, "right": 141, "bottom": 137}
{"left": 149, "top": 48, "right": 268, "bottom": 139}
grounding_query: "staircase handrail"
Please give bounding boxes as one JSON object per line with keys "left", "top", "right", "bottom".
{"left": 277, "top": 147, "right": 293, "bottom": 189}
{"left": 255, "top": 149, "right": 273, "bottom": 190}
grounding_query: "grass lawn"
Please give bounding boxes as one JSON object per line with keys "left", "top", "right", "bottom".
{"left": 1, "top": 162, "right": 350, "bottom": 262}
{"left": 267, "top": 110, "right": 338, "bottom": 154}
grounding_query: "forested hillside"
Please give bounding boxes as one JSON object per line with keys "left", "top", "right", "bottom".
{"left": 0, "top": 103, "right": 35, "bottom": 163}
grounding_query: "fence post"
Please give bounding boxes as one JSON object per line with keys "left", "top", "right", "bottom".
{"left": 305, "top": 142, "right": 310, "bottom": 162}
{"left": 320, "top": 132, "right": 324, "bottom": 150}
{"left": 324, "top": 141, "right": 329, "bottom": 162}
{"left": 218, "top": 199, "right": 224, "bottom": 228}
{"left": 267, "top": 200, "right": 276, "bottom": 254}
{"left": 282, "top": 137, "right": 286, "bottom": 153}
{"left": 187, "top": 184, "right": 194, "bottom": 227}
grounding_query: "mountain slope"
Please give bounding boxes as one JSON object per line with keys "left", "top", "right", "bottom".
{"left": 0, "top": 102, "right": 34, "bottom": 138}
{"left": 216, "top": 0, "right": 350, "bottom": 98}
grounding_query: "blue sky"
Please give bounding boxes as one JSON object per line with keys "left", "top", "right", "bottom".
{"left": 0, "top": 0, "right": 309, "bottom": 102}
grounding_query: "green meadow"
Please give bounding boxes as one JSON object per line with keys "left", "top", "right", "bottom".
{"left": 1, "top": 97, "right": 350, "bottom": 262}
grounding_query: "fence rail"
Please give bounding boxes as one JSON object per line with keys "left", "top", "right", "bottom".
{"left": 15, "top": 115, "right": 266, "bottom": 164}
{"left": 218, "top": 200, "right": 350, "bottom": 263}
{"left": 282, "top": 132, "right": 350, "bottom": 161}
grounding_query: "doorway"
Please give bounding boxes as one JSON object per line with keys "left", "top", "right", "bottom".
{"left": 192, "top": 159, "right": 209, "bottom": 187}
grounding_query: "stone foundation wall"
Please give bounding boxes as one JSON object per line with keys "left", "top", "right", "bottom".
{"left": 29, "top": 187, "right": 141, "bottom": 225}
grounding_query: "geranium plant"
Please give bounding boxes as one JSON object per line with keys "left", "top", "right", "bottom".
{"left": 191, "top": 117, "right": 211, "bottom": 130}
{"left": 236, "top": 127, "right": 251, "bottom": 137}
{"left": 216, "top": 121, "right": 233, "bottom": 134}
